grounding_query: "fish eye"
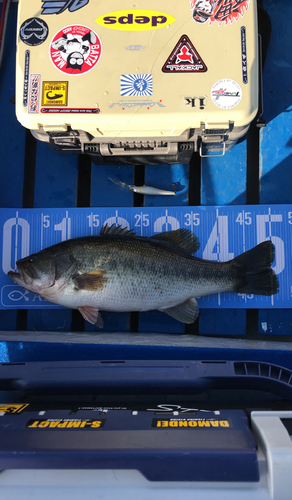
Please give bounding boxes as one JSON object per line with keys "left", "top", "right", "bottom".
{"left": 29, "top": 255, "right": 36, "bottom": 262}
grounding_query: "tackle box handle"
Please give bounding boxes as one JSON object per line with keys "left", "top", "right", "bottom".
{"left": 99, "top": 142, "right": 178, "bottom": 156}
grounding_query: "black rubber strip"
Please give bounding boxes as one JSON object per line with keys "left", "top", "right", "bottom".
{"left": 71, "top": 154, "right": 92, "bottom": 332}
{"left": 131, "top": 165, "right": 145, "bottom": 333}
{"left": 17, "top": 130, "right": 37, "bottom": 331}
{"left": 185, "top": 152, "right": 201, "bottom": 335}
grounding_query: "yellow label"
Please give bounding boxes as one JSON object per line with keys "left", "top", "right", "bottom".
{"left": 42, "top": 81, "right": 68, "bottom": 106}
{"left": 0, "top": 404, "right": 29, "bottom": 414}
{"left": 153, "top": 419, "right": 230, "bottom": 428}
{"left": 27, "top": 419, "right": 105, "bottom": 429}
{"left": 95, "top": 10, "right": 176, "bottom": 31}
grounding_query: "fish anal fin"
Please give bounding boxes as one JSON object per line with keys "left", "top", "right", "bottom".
{"left": 74, "top": 270, "right": 108, "bottom": 291}
{"left": 151, "top": 229, "right": 200, "bottom": 255}
{"left": 78, "top": 306, "right": 104, "bottom": 328}
{"left": 160, "top": 298, "right": 199, "bottom": 324}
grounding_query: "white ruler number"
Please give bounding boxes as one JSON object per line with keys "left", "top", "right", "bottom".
{"left": 203, "top": 212, "right": 234, "bottom": 261}
{"left": 134, "top": 213, "right": 149, "bottom": 227}
{"left": 256, "top": 209, "right": 285, "bottom": 274}
{"left": 54, "top": 211, "right": 71, "bottom": 242}
{"left": 2, "top": 213, "right": 30, "bottom": 273}
{"left": 87, "top": 213, "right": 99, "bottom": 235}
{"left": 184, "top": 211, "right": 200, "bottom": 230}
{"left": 134, "top": 212, "right": 149, "bottom": 236}
{"left": 41, "top": 214, "right": 50, "bottom": 250}
{"left": 236, "top": 210, "right": 252, "bottom": 252}
{"left": 236, "top": 211, "right": 252, "bottom": 226}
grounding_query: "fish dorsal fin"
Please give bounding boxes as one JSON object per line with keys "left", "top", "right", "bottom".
{"left": 151, "top": 229, "right": 200, "bottom": 254}
{"left": 100, "top": 224, "right": 136, "bottom": 237}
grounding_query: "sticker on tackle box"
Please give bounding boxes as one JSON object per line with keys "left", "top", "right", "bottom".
{"left": 28, "top": 74, "right": 41, "bottom": 113}
{"left": 211, "top": 79, "right": 242, "bottom": 109}
{"left": 162, "top": 35, "right": 207, "bottom": 73}
{"left": 42, "top": 81, "right": 68, "bottom": 106}
{"left": 95, "top": 10, "right": 176, "bottom": 31}
{"left": 41, "top": 0, "right": 89, "bottom": 15}
{"left": 19, "top": 17, "right": 49, "bottom": 46}
{"left": 0, "top": 205, "right": 289, "bottom": 311}
{"left": 49, "top": 25, "right": 102, "bottom": 75}
{"left": 120, "top": 74, "right": 153, "bottom": 97}
{"left": 190, "top": 0, "right": 250, "bottom": 26}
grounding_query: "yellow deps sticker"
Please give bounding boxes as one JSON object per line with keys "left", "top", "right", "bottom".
{"left": 42, "top": 81, "right": 68, "bottom": 106}
{"left": 95, "top": 10, "right": 176, "bottom": 31}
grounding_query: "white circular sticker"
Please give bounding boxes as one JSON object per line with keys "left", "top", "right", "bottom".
{"left": 50, "top": 25, "right": 102, "bottom": 75}
{"left": 211, "top": 79, "right": 242, "bottom": 109}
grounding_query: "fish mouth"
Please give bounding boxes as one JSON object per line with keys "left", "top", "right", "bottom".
{"left": 7, "top": 270, "right": 31, "bottom": 287}
{"left": 8, "top": 271, "right": 21, "bottom": 282}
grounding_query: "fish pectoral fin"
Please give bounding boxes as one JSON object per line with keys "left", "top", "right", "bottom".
{"left": 78, "top": 306, "right": 104, "bottom": 328}
{"left": 151, "top": 229, "right": 200, "bottom": 255}
{"left": 160, "top": 298, "right": 199, "bottom": 324}
{"left": 74, "top": 270, "right": 108, "bottom": 291}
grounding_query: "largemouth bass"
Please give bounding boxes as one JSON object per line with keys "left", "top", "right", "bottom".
{"left": 8, "top": 225, "right": 279, "bottom": 327}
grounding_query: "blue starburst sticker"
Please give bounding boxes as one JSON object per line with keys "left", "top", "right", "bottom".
{"left": 120, "top": 74, "right": 153, "bottom": 96}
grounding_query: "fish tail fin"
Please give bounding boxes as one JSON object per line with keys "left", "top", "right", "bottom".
{"left": 233, "top": 241, "right": 279, "bottom": 296}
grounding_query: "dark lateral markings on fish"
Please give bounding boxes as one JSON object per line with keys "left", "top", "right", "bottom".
{"left": 7, "top": 225, "right": 279, "bottom": 328}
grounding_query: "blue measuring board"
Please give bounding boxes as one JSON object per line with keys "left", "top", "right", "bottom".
{"left": 0, "top": 204, "right": 289, "bottom": 312}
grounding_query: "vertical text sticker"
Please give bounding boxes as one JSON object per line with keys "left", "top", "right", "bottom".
{"left": 241, "top": 27, "right": 248, "bottom": 83}
{"left": 28, "top": 74, "right": 41, "bottom": 114}
{"left": 23, "top": 50, "right": 30, "bottom": 107}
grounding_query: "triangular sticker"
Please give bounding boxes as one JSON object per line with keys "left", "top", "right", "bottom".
{"left": 162, "top": 35, "right": 207, "bottom": 73}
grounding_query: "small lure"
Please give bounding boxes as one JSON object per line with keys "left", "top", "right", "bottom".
{"left": 108, "top": 177, "right": 176, "bottom": 195}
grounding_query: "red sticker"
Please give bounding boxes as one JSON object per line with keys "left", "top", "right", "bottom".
{"left": 162, "top": 35, "right": 207, "bottom": 73}
{"left": 190, "top": 0, "right": 250, "bottom": 26}
{"left": 49, "top": 25, "right": 102, "bottom": 75}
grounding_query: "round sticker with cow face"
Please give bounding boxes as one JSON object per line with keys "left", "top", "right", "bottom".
{"left": 211, "top": 79, "right": 242, "bottom": 109}
{"left": 49, "top": 25, "right": 102, "bottom": 75}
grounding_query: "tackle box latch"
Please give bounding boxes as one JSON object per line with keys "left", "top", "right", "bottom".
{"left": 199, "top": 122, "right": 233, "bottom": 157}
{"left": 199, "top": 140, "right": 226, "bottom": 157}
